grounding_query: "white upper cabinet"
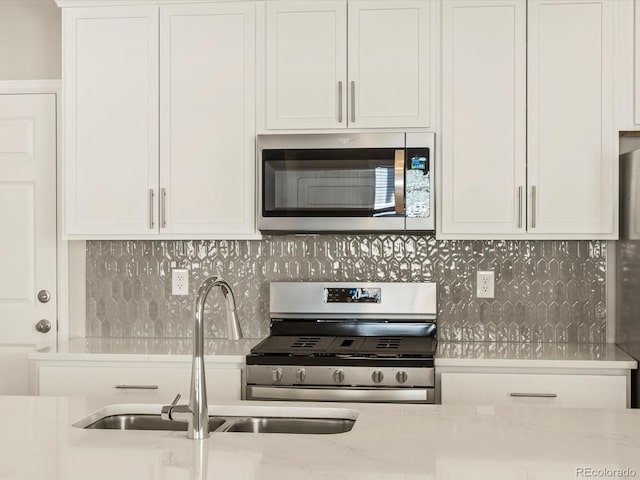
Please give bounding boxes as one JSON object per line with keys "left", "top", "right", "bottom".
{"left": 159, "top": 3, "right": 255, "bottom": 235}
{"left": 347, "top": 1, "right": 431, "bottom": 128}
{"left": 63, "top": 6, "right": 159, "bottom": 235}
{"left": 62, "top": 3, "right": 257, "bottom": 238}
{"left": 635, "top": 0, "right": 640, "bottom": 126}
{"left": 265, "top": 1, "right": 346, "bottom": 129}
{"left": 439, "top": 0, "right": 616, "bottom": 239}
{"left": 264, "top": 0, "right": 432, "bottom": 130}
{"left": 616, "top": 0, "right": 640, "bottom": 130}
{"left": 527, "top": 0, "right": 615, "bottom": 236}
{"left": 440, "top": 0, "right": 526, "bottom": 236}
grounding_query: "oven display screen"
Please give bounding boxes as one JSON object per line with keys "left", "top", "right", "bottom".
{"left": 324, "top": 288, "right": 381, "bottom": 304}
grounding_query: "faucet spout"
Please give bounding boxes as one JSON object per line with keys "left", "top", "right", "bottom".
{"left": 163, "top": 275, "right": 242, "bottom": 440}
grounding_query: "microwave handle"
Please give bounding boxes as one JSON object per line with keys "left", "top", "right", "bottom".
{"left": 394, "top": 150, "right": 405, "bottom": 215}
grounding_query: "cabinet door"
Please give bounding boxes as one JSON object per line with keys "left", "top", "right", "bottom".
{"left": 37, "top": 363, "right": 242, "bottom": 402}
{"left": 440, "top": 0, "right": 526, "bottom": 237}
{"left": 265, "top": 1, "right": 347, "bottom": 129}
{"left": 159, "top": 3, "right": 256, "bottom": 235}
{"left": 636, "top": 0, "right": 640, "bottom": 125}
{"left": 63, "top": 6, "right": 159, "bottom": 235}
{"left": 441, "top": 372, "right": 627, "bottom": 409}
{"left": 527, "top": 0, "right": 615, "bottom": 235}
{"left": 347, "top": 1, "right": 431, "bottom": 128}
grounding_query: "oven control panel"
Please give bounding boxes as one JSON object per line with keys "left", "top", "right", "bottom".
{"left": 324, "top": 287, "right": 381, "bottom": 304}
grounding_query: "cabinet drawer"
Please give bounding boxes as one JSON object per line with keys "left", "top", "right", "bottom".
{"left": 441, "top": 373, "right": 626, "bottom": 409}
{"left": 37, "top": 364, "right": 241, "bottom": 402}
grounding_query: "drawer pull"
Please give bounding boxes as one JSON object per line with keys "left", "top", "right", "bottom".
{"left": 115, "top": 385, "right": 159, "bottom": 390}
{"left": 509, "top": 392, "right": 557, "bottom": 398}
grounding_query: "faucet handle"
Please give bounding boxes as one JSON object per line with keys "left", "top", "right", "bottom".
{"left": 161, "top": 393, "right": 182, "bottom": 421}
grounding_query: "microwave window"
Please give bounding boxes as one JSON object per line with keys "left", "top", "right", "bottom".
{"left": 262, "top": 148, "right": 402, "bottom": 217}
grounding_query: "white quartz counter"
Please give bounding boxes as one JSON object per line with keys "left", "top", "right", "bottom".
{"left": 436, "top": 342, "right": 638, "bottom": 369}
{"left": 3, "top": 394, "right": 640, "bottom": 480}
{"left": 30, "top": 339, "right": 638, "bottom": 370}
{"left": 28, "top": 337, "right": 258, "bottom": 364}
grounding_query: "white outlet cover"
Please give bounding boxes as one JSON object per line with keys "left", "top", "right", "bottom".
{"left": 476, "top": 271, "right": 495, "bottom": 299}
{"left": 172, "top": 269, "right": 189, "bottom": 296}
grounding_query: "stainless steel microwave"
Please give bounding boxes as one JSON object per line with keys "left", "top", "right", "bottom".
{"left": 258, "top": 132, "right": 435, "bottom": 232}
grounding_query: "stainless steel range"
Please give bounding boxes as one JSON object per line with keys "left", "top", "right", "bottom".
{"left": 246, "top": 282, "right": 437, "bottom": 403}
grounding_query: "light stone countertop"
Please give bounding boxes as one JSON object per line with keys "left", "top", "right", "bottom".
{"left": 436, "top": 342, "right": 638, "bottom": 369}
{"left": 29, "top": 338, "right": 638, "bottom": 370}
{"left": 28, "top": 337, "right": 258, "bottom": 364}
{"left": 2, "top": 394, "right": 640, "bottom": 480}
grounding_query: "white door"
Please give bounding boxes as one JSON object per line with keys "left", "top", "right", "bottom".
{"left": 0, "top": 94, "right": 57, "bottom": 351}
{"left": 347, "top": 0, "right": 431, "bottom": 128}
{"left": 265, "top": 1, "right": 347, "bottom": 129}
{"left": 63, "top": 6, "right": 159, "bottom": 236}
{"left": 159, "top": 3, "right": 256, "bottom": 235}
{"left": 527, "top": 0, "right": 615, "bottom": 235}
{"left": 440, "top": 0, "right": 526, "bottom": 237}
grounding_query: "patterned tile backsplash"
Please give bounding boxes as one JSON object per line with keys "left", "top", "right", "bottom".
{"left": 86, "top": 237, "right": 607, "bottom": 343}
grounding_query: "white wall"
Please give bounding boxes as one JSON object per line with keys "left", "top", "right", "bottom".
{"left": 0, "top": 0, "right": 61, "bottom": 80}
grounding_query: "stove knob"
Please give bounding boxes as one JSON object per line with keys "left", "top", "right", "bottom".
{"left": 295, "top": 368, "right": 306, "bottom": 383}
{"left": 272, "top": 368, "right": 283, "bottom": 383}
{"left": 396, "top": 370, "right": 408, "bottom": 384}
{"left": 372, "top": 370, "right": 384, "bottom": 384}
{"left": 333, "top": 369, "right": 345, "bottom": 383}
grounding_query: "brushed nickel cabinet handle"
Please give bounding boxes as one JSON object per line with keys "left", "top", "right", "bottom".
{"left": 394, "top": 150, "right": 405, "bottom": 215}
{"left": 338, "top": 81, "right": 343, "bottom": 123}
{"left": 531, "top": 185, "right": 537, "bottom": 228}
{"left": 115, "top": 385, "right": 159, "bottom": 390}
{"left": 149, "top": 189, "right": 155, "bottom": 229}
{"left": 518, "top": 186, "right": 523, "bottom": 228}
{"left": 350, "top": 81, "right": 355, "bottom": 123}
{"left": 161, "top": 187, "right": 167, "bottom": 228}
{"left": 509, "top": 392, "right": 557, "bottom": 398}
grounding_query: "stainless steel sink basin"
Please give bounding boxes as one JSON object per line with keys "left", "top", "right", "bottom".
{"left": 85, "top": 414, "right": 226, "bottom": 432}
{"left": 75, "top": 404, "right": 358, "bottom": 435}
{"left": 84, "top": 414, "right": 354, "bottom": 434}
{"left": 222, "top": 417, "right": 354, "bottom": 434}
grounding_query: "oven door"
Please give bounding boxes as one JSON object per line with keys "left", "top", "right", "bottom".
{"left": 258, "top": 133, "right": 408, "bottom": 232}
{"left": 246, "top": 385, "right": 435, "bottom": 404}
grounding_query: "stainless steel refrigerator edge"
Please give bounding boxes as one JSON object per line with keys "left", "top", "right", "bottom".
{"left": 616, "top": 149, "right": 640, "bottom": 407}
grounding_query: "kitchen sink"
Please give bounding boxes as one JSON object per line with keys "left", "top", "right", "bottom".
{"left": 222, "top": 417, "right": 354, "bottom": 434}
{"left": 85, "top": 414, "right": 226, "bottom": 432}
{"left": 84, "top": 414, "right": 354, "bottom": 434}
{"left": 75, "top": 404, "right": 358, "bottom": 435}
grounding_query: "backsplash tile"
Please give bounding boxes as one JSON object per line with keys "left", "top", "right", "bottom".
{"left": 86, "top": 237, "right": 606, "bottom": 342}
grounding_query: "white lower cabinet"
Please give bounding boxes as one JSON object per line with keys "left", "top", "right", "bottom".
{"left": 34, "top": 362, "right": 242, "bottom": 402}
{"left": 441, "top": 372, "right": 627, "bottom": 409}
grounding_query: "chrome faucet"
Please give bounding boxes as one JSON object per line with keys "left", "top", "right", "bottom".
{"left": 161, "top": 275, "right": 242, "bottom": 439}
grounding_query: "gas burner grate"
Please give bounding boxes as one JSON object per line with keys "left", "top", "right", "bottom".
{"left": 291, "top": 337, "right": 322, "bottom": 349}
{"left": 376, "top": 338, "right": 402, "bottom": 349}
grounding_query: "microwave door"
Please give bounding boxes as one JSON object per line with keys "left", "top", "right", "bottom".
{"left": 260, "top": 146, "right": 405, "bottom": 231}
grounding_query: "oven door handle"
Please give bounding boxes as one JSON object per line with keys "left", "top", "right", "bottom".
{"left": 394, "top": 149, "right": 405, "bottom": 215}
{"left": 247, "top": 386, "right": 433, "bottom": 403}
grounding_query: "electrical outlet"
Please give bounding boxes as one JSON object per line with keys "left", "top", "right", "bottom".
{"left": 476, "top": 270, "right": 495, "bottom": 299}
{"left": 172, "top": 269, "right": 189, "bottom": 296}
